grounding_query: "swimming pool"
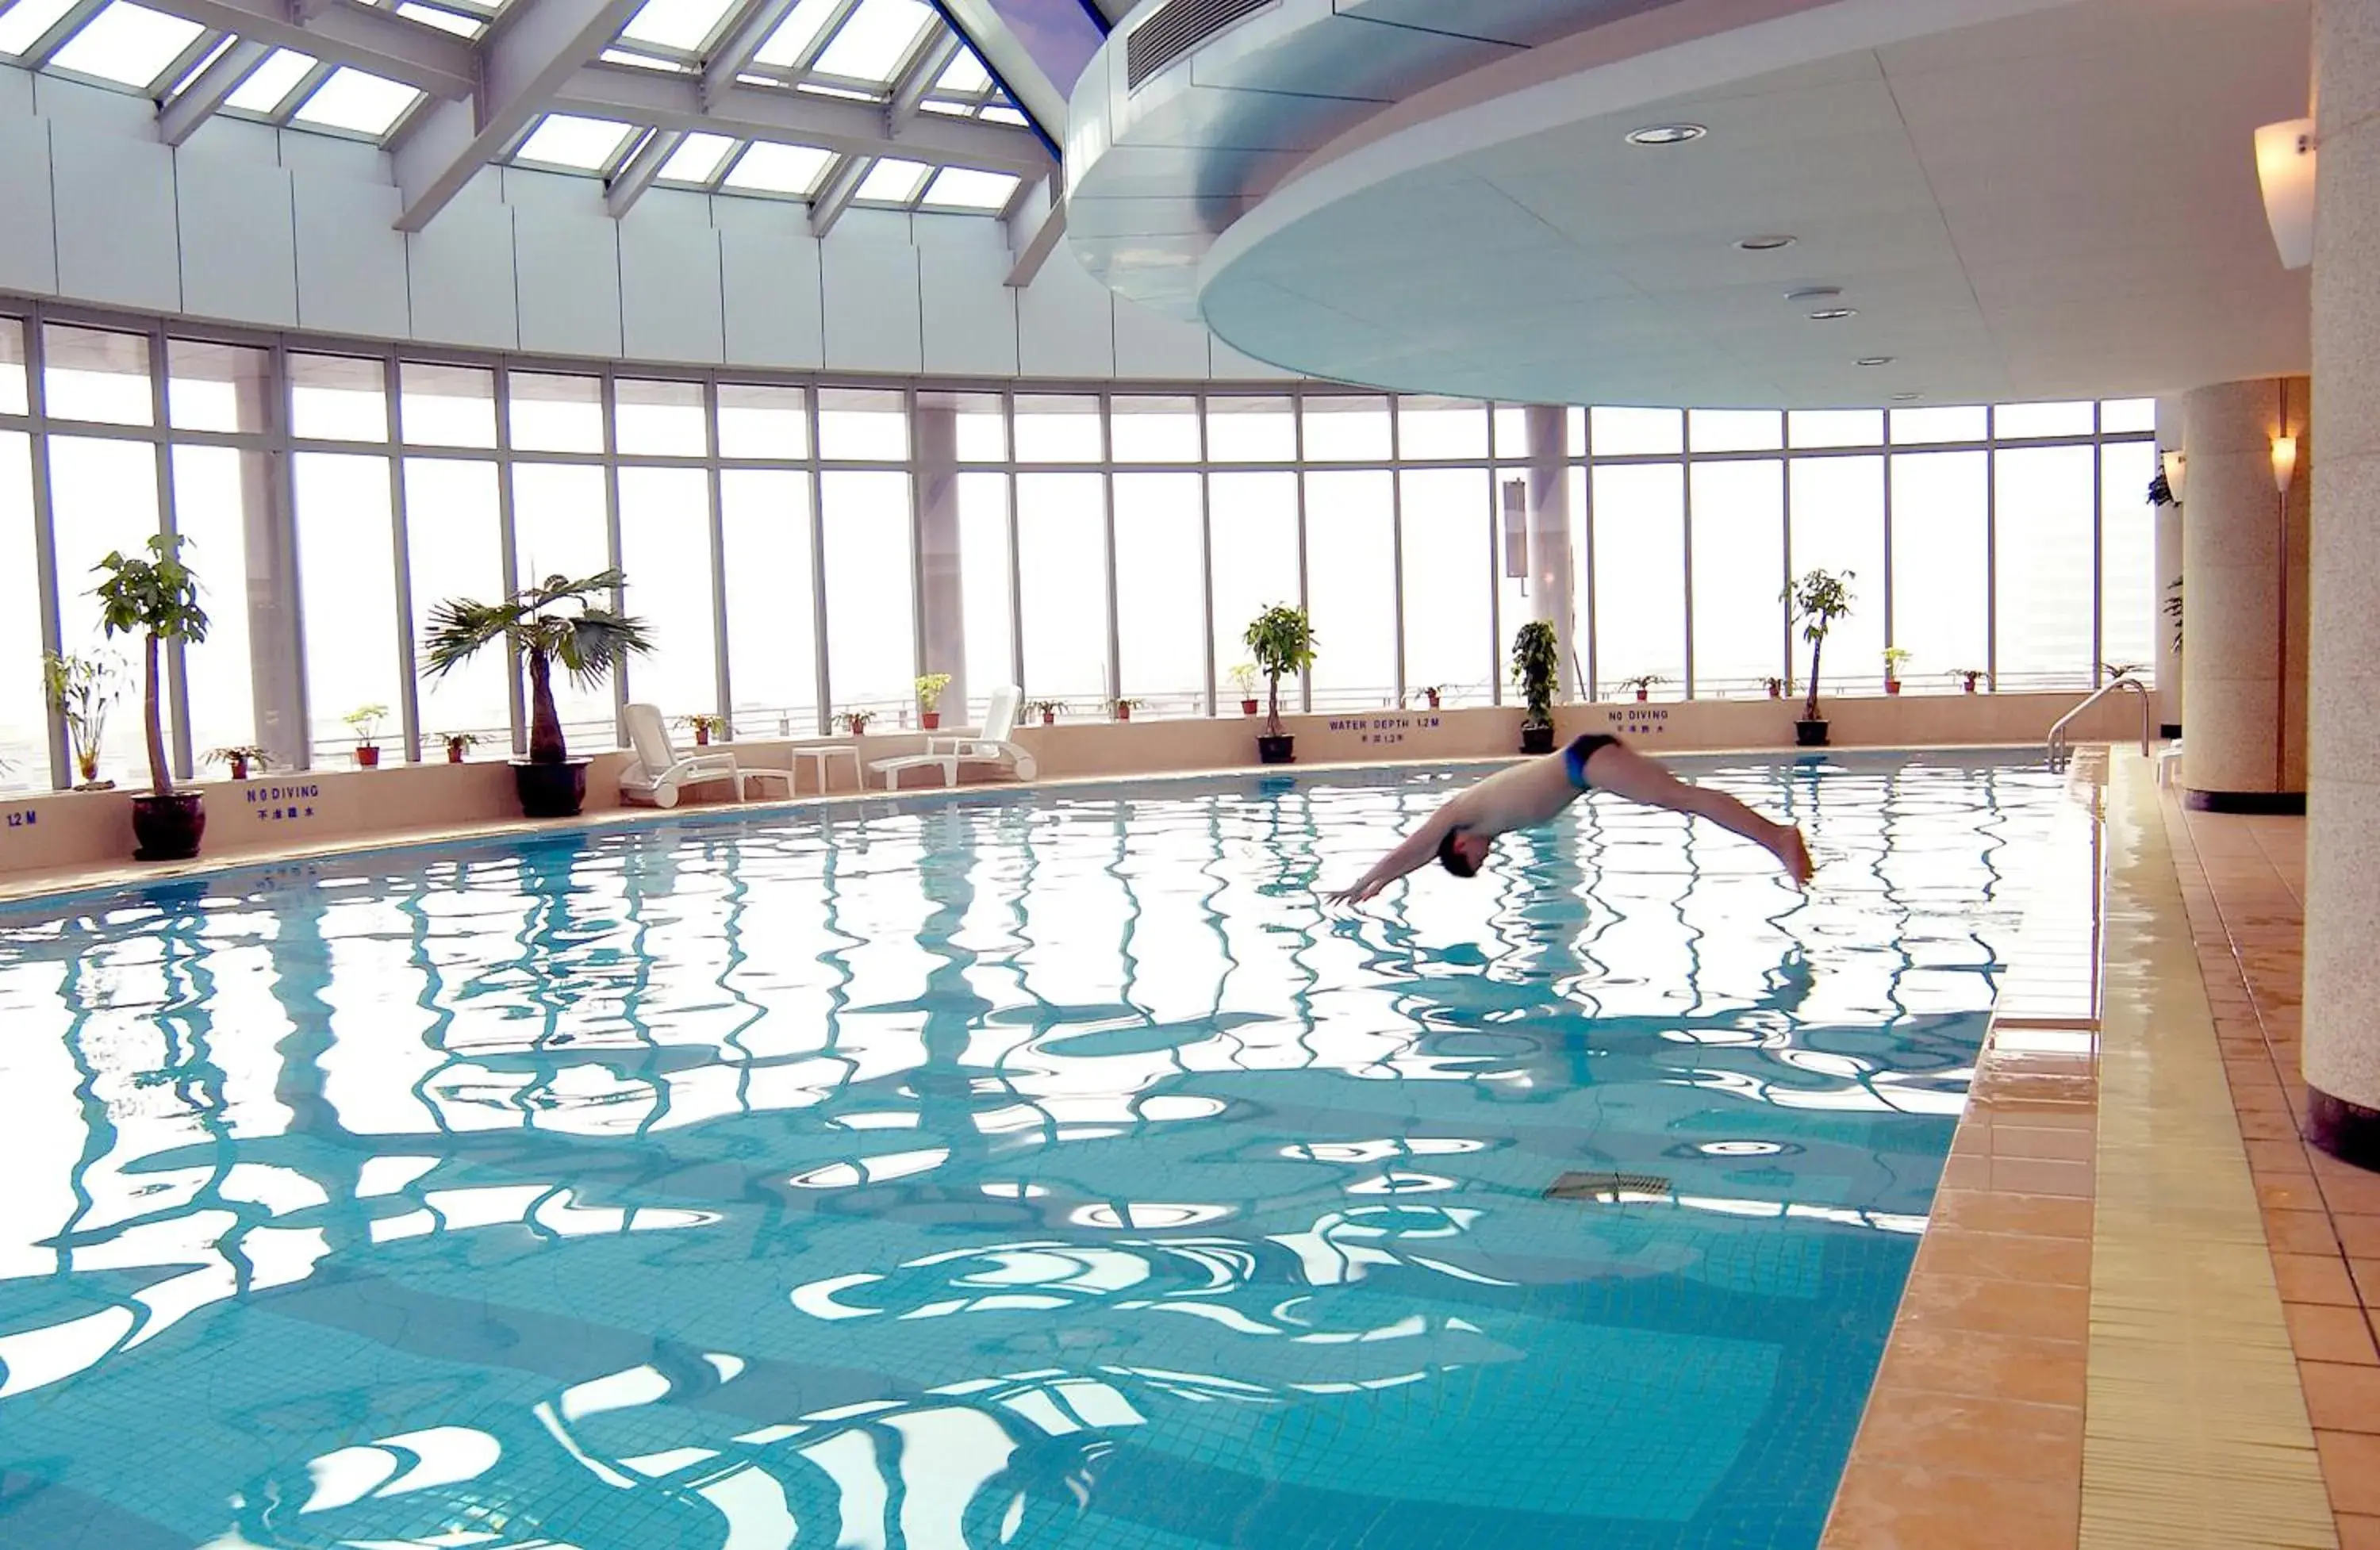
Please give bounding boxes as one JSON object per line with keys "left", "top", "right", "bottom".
{"left": 0, "top": 752, "right": 2073, "bottom": 1549}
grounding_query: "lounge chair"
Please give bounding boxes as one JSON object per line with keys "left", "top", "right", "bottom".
{"left": 869, "top": 684, "right": 1039, "bottom": 790}
{"left": 617, "top": 703, "right": 743, "bottom": 808}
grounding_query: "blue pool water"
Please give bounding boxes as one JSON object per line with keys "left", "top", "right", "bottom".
{"left": 0, "top": 753, "right": 2070, "bottom": 1550}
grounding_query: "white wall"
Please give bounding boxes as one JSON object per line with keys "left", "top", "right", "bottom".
{"left": 0, "top": 65, "right": 1297, "bottom": 382}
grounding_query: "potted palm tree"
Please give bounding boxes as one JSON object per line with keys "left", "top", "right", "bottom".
{"left": 1618, "top": 673, "right": 1665, "bottom": 704}
{"left": 345, "top": 704, "right": 389, "bottom": 766}
{"left": 1784, "top": 569, "right": 1855, "bottom": 747}
{"left": 1227, "top": 664, "right": 1260, "bottom": 716}
{"left": 421, "top": 570, "right": 653, "bottom": 819}
{"left": 837, "top": 709, "right": 875, "bottom": 736}
{"left": 1951, "top": 668, "right": 1986, "bottom": 695}
{"left": 207, "top": 744, "right": 268, "bottom": 781}
{"left": 439, "top": 731, "right": 480, "bottom": 763}
{"left": 1883, "top": 646, "right": 1912, "bottom": 696}
{"left": 677, "top": 712, "right": 727, "bottom": 746}
{"left": 916, "top": 673, "right": 952, "bottom": 731}
{"left": 1028, "top": 700, "right": 1065, "bottom": 727}
{"left": 94, "top": 535, "right": 210, "bottom": 861}
{"left": 1513, "top": 620, "right": 1559, "bottom": 754}
{"left": 42, "top": 651, "right": 118, "bottom": 789}
{"left": 1763, "top": 676, "right": 1787, "bottom": 700}
{"left": 1112, "top": 697, "right": 1143, "bottom": 722}
{"left": 1245, "top": 604, "right": 1316, "bottom": 764}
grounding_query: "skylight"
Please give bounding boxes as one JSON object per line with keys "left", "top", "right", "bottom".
{"left": 48, "top": 2, "right": 203, "bottom": 88}
{"left": 514, "top": 113, "right": 637, "bottom": 171}
{"left": 397, "top": 4, "right": 485, "bottom": 37}
{"left": 291, "top": 66, "right": 422, "bottom": 136}
{"left": 164, "top": 34, "right": 234, "bottom": 95}
{"left": 598, "top": 47, "right": 685, "bottom": 69}
{"left": 854, "top": 157, "right": 930, "bottom": 202}
{"left": 750, "top": 0, "right": 842, "bottom": 67}
{"left": 656, "top": 131, "right": 736, "bottom": 183}
{"left": 981, "top": 105, "right": 1026, "bottom": 127}
{"left": 811, "top": 0, "right": 931, "bottom": 83}
{"left": 935, "top": 48, "right": 991, "bottom": 94}
{"left": 919, "top": 167, "right": 1018, "bottom": 210}
{"left": 618, "top": 0, "right": 738, "bottom": 52}
{"left": 0, "top": 0, "right": 83, "bottom": 58}
{"left": 224, "top": 48, "right": 317, "bottom": 113}
{"left": 720, "top": 140, "right": 833, "bottom": 195}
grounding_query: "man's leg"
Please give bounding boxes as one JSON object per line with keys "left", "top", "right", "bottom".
{"left": 1582, "top": 740, "right": 1812, "bottom": 884}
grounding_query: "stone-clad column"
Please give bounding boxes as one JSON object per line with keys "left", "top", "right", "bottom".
{"left": 913, "top": 399, "right": 966, "bottom": 726}
{"left": 2305, "top": 0, "right": 2380, "bottom": 1164}
{"left": 2154, "top": 395, "right": 2185, "bottom": 738}
{"left": 1525, "top": 405, "right": 1580, "bottom": 698}
{"left": 2179, "top": 376, "right": 2309, "bottom": 811}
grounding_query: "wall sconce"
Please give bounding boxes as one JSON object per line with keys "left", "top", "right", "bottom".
{"left": 2162, "top": 449, "right": 2186, "bottom": 502}
{"left": 2256, "top": 118, "right": 2317, "bottom": 270}
{"left": 2271, "top": 435, "right": 2297, "bottom": 497}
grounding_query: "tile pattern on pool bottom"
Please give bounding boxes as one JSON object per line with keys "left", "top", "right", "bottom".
{"left": 0, "top": 754, "right": 2071, "bottom": 1549}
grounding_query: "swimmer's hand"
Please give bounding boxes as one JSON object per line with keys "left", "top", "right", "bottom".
{"left": 1322, "top": 877, "right": 1387, "bottom": 908}
{"left": 1769, "top": 825, "right": 1814, "bottom": 888}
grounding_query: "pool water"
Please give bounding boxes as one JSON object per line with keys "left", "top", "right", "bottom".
{"left": 0, "top": 753, "right": 2071, "bottom": 1550}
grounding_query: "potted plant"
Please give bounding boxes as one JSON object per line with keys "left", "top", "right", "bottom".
{"left": 42, "top": 650, "right": 119, "bottom": 790}
{"left": 1882, "top": 646, "right": 1912, "bottom": 696}
{"left": 1951, "top": 668, "right": 1986, "bottom": 695}
{"left": 678, "top": 712, "right": 728, "bottom": 747}
{"left": 837, "top": 709, "right": 875, "bottom": 736}
{"left": 1227, "top": 664, "right": 1260, "bottom": 717}
{"left": 1245, "top": 604, "right": 1317, "bottom": 765}
{"left": 439, "top": 731, "right": 480, "bottom": 764}
{"left": 1112, "top": 697, "right": 1143, "bottom": 723}
{"left": 94, "top": 535, "right": 210, "bottom": 861}
{"left": 1028, "top": 699, "right": 1065, "bottom": 727}
{"left": 1763, "top": 676, "right": 1786, "bottom": 700}
{"left": 1512, "top": 620, "right": 1559, "bottom": 754}
{"left": 1618, "top": 673, "right": 1665, "bottom": 704}
{"left": 916, "top": 673, "right": 952, "bottom": 731}
{"left": 1414, "top": 685, "right": 1444, "bottom": 710}
{"left": 1783, "top": 569, "right": 1854, "bottom": 747}
{"left": 421, "top": 570, "right": 654, "bottom": 819}
{"left": 207, "top": 745, "right": 269, "bottom": 781}
{"left": 345, "top": 704, "right": 390, "bottom": 767}
{"left": 2104, "top": 662, "right": 2147, "bottom": 683}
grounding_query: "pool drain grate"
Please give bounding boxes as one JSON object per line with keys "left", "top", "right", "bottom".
{"left": 1544, "top": 1171, "right": 1672, "bottom": 1202}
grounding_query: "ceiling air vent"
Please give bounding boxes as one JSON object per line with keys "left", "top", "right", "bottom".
{"left": 1127, "top": 0, "right": 1277, "bottom": 90}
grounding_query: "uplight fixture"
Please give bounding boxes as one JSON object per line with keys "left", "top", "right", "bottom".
{"left": 1856, "top": 356, "right": 1894, "bottom": 366}
{"left": 2271, "top": 435, "right": 2297, "bottom": 497}
{"left": 1890, "top": 392, "right": 1921, "bottom": 401}
{"left": 1626, "top": 123, "right": 1706, "bottom": 146}
{"left": 2255, "top": 118, "right": 2317, "bottom": 270}
{"left": 2162, "top": 449, "right": 2187, "bottom": 501}
{"left": 1807, "top": 308, "right": 1856, "bottom": 321}
{"left": 1786, "top": 286, "right": 1841, "bottom": 302}
{"left": 1736, "top": 235, "right": 1795, "bottom": 251}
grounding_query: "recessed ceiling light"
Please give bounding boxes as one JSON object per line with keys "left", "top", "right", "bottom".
{"left": 1626, "top": 123, "right": 1706, "bottom": 146}
{"left": 1891, "top": 392, "right": 1922, "bottom": 401}
{"left": 1736, "top": 234, "right": 1795, "bottom": 251}
{"left": 1786, "top": 286, "right": 1842, "bottom": 302}
{"left": 1807, "top": 308, "right": 1857, "bottom": 321}
{"left": 1856, "top": 356, "right": 1894, "bottom": 366}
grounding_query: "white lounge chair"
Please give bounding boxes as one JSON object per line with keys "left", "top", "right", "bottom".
{"left": 617, "top": 703, "right": 743, "bottom": 808}
{"left": 869, "top": 684, "right": 1039, "bottom": 791}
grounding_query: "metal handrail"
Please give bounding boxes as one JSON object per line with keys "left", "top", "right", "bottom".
{"left": 2046, "top": 673, "right": 2154, "bottom": 770}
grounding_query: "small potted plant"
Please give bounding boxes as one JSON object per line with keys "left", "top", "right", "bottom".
{"left": 1763, "top": 676, "right": 1786, "bottom": 700}
{"left": 1951, "top": 668, "right": 1986, "bottom": 695}
{"left": 345, "top": 704, "right": 390, "bottom": 767}
{"left": 2104, "top": 662, "right": 2147, "bottom": 683}
{"left": 421, "top": 570, "right": 654, "bottom": 818}
{"left": 837, "top": 709, "right": 875, "bottom": 736}
{"left": 1618, "top": 673, "right": 1665, "bottom": 704}
{"left": 439, "top": 731, "right": 481, "bottom": 763}
{"left": 207, "top": 745, "right": 269, "bottom": 781}
{"left": 1028, "top": 699, "right": 1065, "bottom": 727}
{"left": 1227, "top": 664, "right": 1260, "bottom": 717}
{"left": 1512, "top": 620, "right": 1559, "bottom": 754}
{"left": 1246, "top": 604, "right": 1318, "bottom": 765}
{"left": 1784, "top": 569, "right": 1855, "bottom": 747}
{"left": 94, "top": 535, "right": 210, "bottom": 861}
{"left": 916, "top": 673, "right": 952, "bottom": 731}
{"left": 1883, "top": 646, "right": 1912, "bottom": 696}
{"left": 678, "top": 712, "right": 728, "bottom": 747}
{"left": 1112, "top": 697, "right": 1143, "bottom": 723}
{"left": 42, "top": 650, "right": 119, "bottom": 790}
{"left": 1415, "top": 685, "right": 1444, "bottom": 710}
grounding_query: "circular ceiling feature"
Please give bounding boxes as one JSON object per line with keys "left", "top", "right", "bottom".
{"left": 1624, "top": 123, "right": 1706, "bottom": 146}
{"left": 1735, "top": 235, "right": 1796, "bottom": 251}
{"left": 1807, "top": 308, "right": 1857, "bottom": 320}
{"left": 1856, "top": 356, "right": 1895, "bottom": 366}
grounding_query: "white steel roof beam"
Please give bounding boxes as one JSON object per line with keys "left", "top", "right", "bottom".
{"left": 156, "top": 35, "right": 269, "bottom": 143}
{"left": 889, "top": 29, "right": 958, "bottom": 124}
{"left": 701, "top": 0, "right": 854, "bottom": 106}
{"left": 806, "top": 151, "right": 869, "bottom": 236}
{"left": 1004, "top": 175, "right": 1062, "bottom": 287}
{"left": 605, "top": 125, "right": 682, "bottom": 217}
{"left": 129, "top": 0, "right": 478, "bottom": 98}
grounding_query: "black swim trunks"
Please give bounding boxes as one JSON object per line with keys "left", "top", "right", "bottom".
{"left": 1564, "top": 732, "right": 1620, "bottom": 790}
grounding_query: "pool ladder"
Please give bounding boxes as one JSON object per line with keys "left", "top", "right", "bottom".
{"left": 2046, "top": 673, "right": 2155, "bottom": 772}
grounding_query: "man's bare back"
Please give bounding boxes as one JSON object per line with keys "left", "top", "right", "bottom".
{"left": 1324, "top": 735, "right": 1812, "bottom": 906}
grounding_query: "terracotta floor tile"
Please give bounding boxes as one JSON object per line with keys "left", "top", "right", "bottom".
{"left": 2302, "top": 1361, "right": 2380, "bottom": 1433}
{"left": 2338, "top": 1513, "right": 2380, "bottom": 1550}
{"left": 2324, "top": 1171, "right": 2380, "bottom": 1216}
{"left": 1988, "top": 1157, "right": 2094, "bottom": 1199}
{"left": 2240, "top": 1108, "right": 2309, "bottom": 1141}
{"left": 2319, "top": 1431, "right": 2380, "bottom": 1515}
{"left": 2337, "top": 1214, "right": 2380, "bottom": 1259}
{"left": 1874, "top": 1326, "right": 2087, "bottom": 1409}
{"left": 2274, "top": 1252, "right": 2362, "bottom": 1306}
{"left": 2354, "top": 1259, "right": 2380, "bottom": 1308}
{"left": 1823, "top": 1461, "right": 2080, "bottom": 1550}
{"left": 1896, "top": 1273, "right": 2090, "bottom": 1340}
{"left": 1927, "top": 1189, "right": 2093, "bottom": 1241}
{"left": 1915, "top": 1230, "right": 2091, "bottom": 1288}
{"left": 1989, "top": 1124, "right": 2097, "bottom": 1162}
{"left": 2263, "top": 1176, "right": 2329, "bottom": 1211}
{"left": 2236, "top": 1084, "right": 2297, "bottom": 1113}
{"left": 2248, "top": 1138, "right": 2317, "bottom": 1176}
{"left": 2287, "top": 1303, "right": 2380, "bottom": 1366}
{"left": 1848, "top": 1388, "right": 2082, "bottom": 1483}
{"left": 2268, "top": 1208, "right": 2347, "bottom": 1255}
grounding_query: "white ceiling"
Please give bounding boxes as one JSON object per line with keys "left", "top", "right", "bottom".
{"left": 1190, "top": 0, "right": 2311, "bottom": 408}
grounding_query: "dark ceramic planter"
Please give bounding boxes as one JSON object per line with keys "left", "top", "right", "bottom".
{"left": 1520, "top": 724, "right": 1557, "bottom": 755}
{"left": 1795, "top": 718, "right": 1830, "bottom": 748}
{"left": 1257, "top": 735, "right": 1296, "bottom": 765}
{"left": 132, "top": 792, "right": 205, "bottom": 861}
{"left": 512, "top": 758, "right": 590, "bottom": 818}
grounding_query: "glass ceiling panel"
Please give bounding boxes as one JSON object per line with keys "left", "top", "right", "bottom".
{"left": 514, "top": 113, "right": 637, "bottom": 170}
{"left": 599, "top": 46, "right": 684, "bottom": 68}
{"left": 750, "top": 0, "right": 842, "bottom": 67}
{"left": 0, "top": 0, "right": 83, "bottom": 57}
{"left": 225, "top": 48, "right": 317, "bottom": 113}
{"left": 935, "top": 47, "right": 990, "bottom": 93}
{"left": 164, "top": 33, "right": 233, "bottom": 94}
{"left": 811, "top": 0, "right": 931, "bottom": 82}
{"left": 291, "top": 66, "right": 421, "bottom": 135}
{"left": 854, "top": 156, "right": 929, "bottom": 202}
{"left": 49, "top": 2, "right": 204, "bottom": 87}
{"left": 920, "top": 167, "right": 1016, "bottom": 210}
{"left": 397, "top": 3, "right": 485, "bottom": 36}
{"left": 656, "top": 130, "right": 737, "bottom": 183}
{"left": 618, "top": 0, "right": 738, "bottom": 52}
{"left": 981, "top": 104, "right": 1025, "bottom": 127}
{"left": 720, "top": 140, "right": 833, "bottom": 194}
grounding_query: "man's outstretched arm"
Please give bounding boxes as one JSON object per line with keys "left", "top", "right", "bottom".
{"left": 1324, "top": 808, "right": 1458, "bottom": 905}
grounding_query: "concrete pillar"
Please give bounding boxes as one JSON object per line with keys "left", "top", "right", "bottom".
{"left": 2305, "top": 0, "right": 2380, "bottom": 1164}
{"left": 1525, "top": 405, "right": 1581, "bottom": 699}
{"left": 913, "top": 401, "right": 965, "bottom": 727}
{"left": 2154, "top": 394, "right": 2186, "bottom": 737}
{"left": 2179, "top": 376, "right": 2309, "bottom": 810}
